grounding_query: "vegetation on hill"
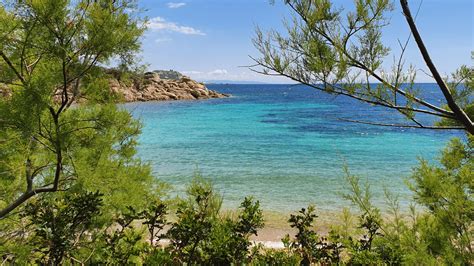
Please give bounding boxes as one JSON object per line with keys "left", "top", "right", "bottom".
{"left": 152, "top": 69, "right": 184, "bottom": 80}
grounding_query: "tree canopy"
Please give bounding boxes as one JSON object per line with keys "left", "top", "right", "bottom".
{"left": 0, "top": 0, "right": 154, "bottom": 218}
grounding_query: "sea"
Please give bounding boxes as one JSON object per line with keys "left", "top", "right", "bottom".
{"left": 123, "top": 84, "right": 465, "bottom": 213}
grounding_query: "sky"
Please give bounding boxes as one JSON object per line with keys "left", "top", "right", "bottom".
{"left": 138, "top": 0, "right": 473, "bottom": 83}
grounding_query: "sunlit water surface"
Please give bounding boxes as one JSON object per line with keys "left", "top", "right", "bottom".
{"left": 124, "top": 84, "right": 463, "bottom": 213}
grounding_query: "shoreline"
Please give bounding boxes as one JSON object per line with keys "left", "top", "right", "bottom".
{"left": 237, "top": 208, "right": 411, "bottom": 243}
{"left": 156, "top": 207, "right": 413, "bottom": 249}
{"left": 227, "top": 209, "right": 350, "bottom": 242}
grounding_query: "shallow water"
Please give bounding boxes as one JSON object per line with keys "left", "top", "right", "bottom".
{"left": 124, "top": 84, "right": 463, "bottom": 213}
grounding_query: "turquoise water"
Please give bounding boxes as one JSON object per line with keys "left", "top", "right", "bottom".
{"left": 124, "top": 84, "right": 464, "bottom": 213}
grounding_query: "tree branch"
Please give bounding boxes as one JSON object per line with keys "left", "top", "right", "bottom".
{"left": 0, "top": 186, "right": 58, "bottom": 219}
{"left": 0, "top": 51, "right": 25, "bottom": 84}
{"left": 400, "top": 0, "right": 474, "bottom": 134}
{"left": 339, "top": 118, "right": 465, "bottom": 130}
{"left": 288, "top": 1, "right": 456, "bottom": 118}
{"left": 249, "top": 57, "right": 456, "bottom": 119}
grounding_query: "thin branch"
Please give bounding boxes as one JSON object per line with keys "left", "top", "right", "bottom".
{"left": 0, "top": 51, "right": 25, "bottom": 84}
{"left": 287, "top": 2, "right": 455, "bottom": 118}
{"left": 249, "top": 56, "right": 456, "bottom": 119}
{"left": 0, "top": 186, "right": 56, "bottom": 219}
{"left": 339, "top": 118, "right": 465, "bottom": 130}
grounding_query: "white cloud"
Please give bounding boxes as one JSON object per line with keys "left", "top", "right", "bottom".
{"left": 208, "top": 69, "right": 228, "bottom": 76}
{"left": 176, "top": 69, "right": 293, "bottom": 83}
{"left": 155, "top": 37, "right": 172, "bottom": 43}
{"left": 167, "top": 2, "right": 186, "bottom": 9}
{"left": 182, "top": 70, "right": 203, "bottom": 75}
{"left": 148, "top": 17, "right": 205, "bottom": 36}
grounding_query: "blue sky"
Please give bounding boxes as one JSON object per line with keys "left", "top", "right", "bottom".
{"left": 138, "top": 0, "right": 473, "bottom": 83}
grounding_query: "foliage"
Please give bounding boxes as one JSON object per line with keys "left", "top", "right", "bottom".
{"left": 0, "top": 0, "right": 472, "bottom": 265}
{"left": 337, "top": 136, "right": 473, "bottom": 265}
{"left": 1, "top": 145, "right": 471, "bottom": 264}
{"left": 407, "top": 135, "right": 473, "bottom": 262}
{"left": 287, "top": 206, "right": 319, "bottom": 264}
{"left": 0, "top": 0, "right": 161, "bottom": 247}
{"left": 0, "top": 1, "right": 163, "bottom": 260}
{"left": 19, "top": 191, "right": 102, "bottom": 264}
{"left": 141, "top": 199, "right": 169, "bottom": 247}
{"left": 166, "top": 177, "right": 265, "bottom": 265}
{"left": 251, "top": 245, "right": 302, "bottom": 265}
{"left": 283, "top": 205, "right": 344, "bottom": 265}
{"left": 91, "top": 205, "right": 147, "bottom": 264}
{"left": 0, "top": 0, "right": 151, "bottom": 219}
{"left": 253, "top": 0, "right": 474, "bottom": 133}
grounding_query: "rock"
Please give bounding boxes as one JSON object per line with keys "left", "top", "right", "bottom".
{"left": 190, "top": 90, "right": 200, "bottom": 99}
{"left": 109, "top": 70, "right": 229, "bottom": 102}
{"left": 0, "top": 69, "right": 229, "bottom": 103}
{"left": 181, "top": 76, "right": 193, "bottom": 83}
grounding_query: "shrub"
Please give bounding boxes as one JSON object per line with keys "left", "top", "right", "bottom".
{"left": 21, "top": 191, "right": 103, "bottom": 264}
{"left": 166, "top": 177, "right": 264, "bottom": 265}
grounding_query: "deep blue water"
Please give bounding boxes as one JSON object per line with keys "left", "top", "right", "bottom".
{"left": 124, "top": 84, "right": 464, "bottom": 213}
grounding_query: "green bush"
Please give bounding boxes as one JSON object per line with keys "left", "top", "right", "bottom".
{"left": 22, "top": 191, "right": 103, "bottom": 264}
{"left": 166, "top": 177, "right": 264, "bottom": 265}
{"left": 338, "top": 136, "right": 473, "bottom": 265}
{"left": 1, "top": 137, "right": 471, "bottom": 265}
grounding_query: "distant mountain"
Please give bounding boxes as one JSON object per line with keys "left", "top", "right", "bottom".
{"left": 200, "top": 80, "right": 270, "bottom": 85}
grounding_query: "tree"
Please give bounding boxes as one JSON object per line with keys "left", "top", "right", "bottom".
{"left": 252, "top": 0, "right": 473, "bottom": 134}
{"left": 0, "top": 0, "right": 151, "bottom": 218}
{"left": 407, "top": 136, "right": 473, "bottom": 262}
{"left": 253, "top": 2, "right": 473, "bottom": 263}
{"left": 340, "top": 135, "right": 473, "bottom": 264}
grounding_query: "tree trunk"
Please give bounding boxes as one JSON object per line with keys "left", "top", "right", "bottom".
{"left": 400, "top": 0, "right": 474, "bottom": 135}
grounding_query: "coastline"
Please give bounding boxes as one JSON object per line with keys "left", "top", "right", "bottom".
{"left": 110, "top": 71, "right": 229, "bottom": 102}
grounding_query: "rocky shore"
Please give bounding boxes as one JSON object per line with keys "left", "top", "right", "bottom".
{"left": 0, "top": 70, "right": 228, "bottom": 103}
{"left": 110, "top": 71, "right": 228, "bottom": 102}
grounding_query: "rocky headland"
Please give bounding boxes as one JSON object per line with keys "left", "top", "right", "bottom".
{"left": 109, "top": 70, "right": 228, "bottom": 102}
{"left": 0, "top": 70, "right": 228, "bottom": 103}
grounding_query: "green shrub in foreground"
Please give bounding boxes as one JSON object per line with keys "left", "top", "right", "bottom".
{"left": 0, "top": 137, "right": 472, "bottom": 265}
